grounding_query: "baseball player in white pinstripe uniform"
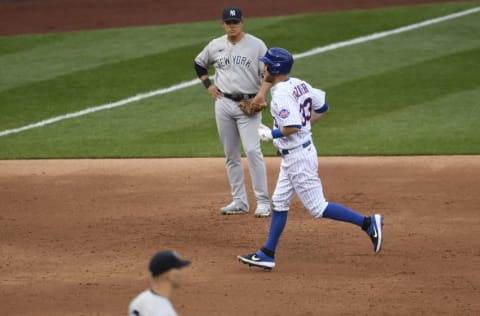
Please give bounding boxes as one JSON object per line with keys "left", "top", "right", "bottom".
{"left": 238, "top": 47, "right": 383, "bottom": 270}
{"left": 194, "top": 7, "right": 271, "bottom": 217}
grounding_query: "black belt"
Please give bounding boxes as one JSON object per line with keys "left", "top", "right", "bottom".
{"left": 277, "top": 140, "right": 312, "bottom": 156}
{"left": 223, "top": 93, "right": 257, "bottom": 101}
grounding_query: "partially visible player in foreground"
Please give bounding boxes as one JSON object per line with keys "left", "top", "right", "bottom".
{"left": 238, "top": 47, "right": 383, "bottom": 270}
{"left": 129, "top": 250, "right": 191, "bottom": 316}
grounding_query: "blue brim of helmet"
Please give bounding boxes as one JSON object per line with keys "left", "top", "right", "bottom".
{"left": 259, "top": 56, "right": 279, "bottom": 66}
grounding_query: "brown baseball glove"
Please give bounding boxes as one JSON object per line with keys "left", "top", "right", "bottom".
{"left": 238, "top": 99, "right": 268, "bottom": 116}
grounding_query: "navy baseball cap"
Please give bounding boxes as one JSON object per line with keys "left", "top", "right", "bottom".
{"left": 222, "top": 7, "right": 243, "bottom": 21}
{"left": 149, "top": 250, "right": 191, "bottom": 277}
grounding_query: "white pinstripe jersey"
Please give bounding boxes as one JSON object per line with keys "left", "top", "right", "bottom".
{"left": 270, "top": 77, "right": 327, "bottom": 150}
{"left": 270, "top": 77, "right": 329, "bottom": 216}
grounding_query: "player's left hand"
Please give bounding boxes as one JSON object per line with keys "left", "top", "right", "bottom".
{"left": 258, "top": 123, "right": 273, "bottom": 141}
{"left": 239, "top": 99, "right": 268, "bottom": 116}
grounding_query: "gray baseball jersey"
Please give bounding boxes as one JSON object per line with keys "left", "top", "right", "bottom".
{"left": 195, "top": 33, "right": 270, "bottom": 210}
{"left": 194, "top": 33, "right": 266, "bottom": 94}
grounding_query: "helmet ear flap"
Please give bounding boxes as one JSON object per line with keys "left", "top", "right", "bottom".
{"left": 260, "top": 55, "right": 280, "bottom": 75}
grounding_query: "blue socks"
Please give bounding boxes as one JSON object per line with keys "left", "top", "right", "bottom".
{"left": 262, "top": 210, "right": 288, "bottom": 255}
{"left": 323, "top": 203, "right": 365, "bottom": 227}
{"left": 261, "top": 204, "right": 365, "bottom": 257}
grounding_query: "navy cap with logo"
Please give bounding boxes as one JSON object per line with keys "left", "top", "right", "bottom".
{"left": 149, "top": 250, "right": 191, "bottom": 277}
{"left": 222, "top": 7, "right": 243, "bottom": 22}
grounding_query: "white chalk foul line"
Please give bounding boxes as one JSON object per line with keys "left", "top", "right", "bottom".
{"left": 293, "top": 6, "right": 480, "bottom": 59}
{"left": 0, "top": 79, "right": 199, "bottom": 137}
{"left": 1, "top": 6, "right": 478, "bottom": 138}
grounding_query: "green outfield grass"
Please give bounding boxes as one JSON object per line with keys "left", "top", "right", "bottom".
{"left": 0, "top": 2, "right": 479, "bottom": 158}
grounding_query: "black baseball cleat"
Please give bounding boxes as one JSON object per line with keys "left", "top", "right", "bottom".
{"left": 238, "top": 251, "right": 275, "bottom": 270}
{"left": 366, "top": 214, "right": 383, "bottom": 253}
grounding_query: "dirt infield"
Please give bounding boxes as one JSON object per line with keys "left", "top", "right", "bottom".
{"left": 1, "top": 0, "right": 479, "bottom": 315}
{"left": 1, "top": 157, "right": 479, "bottom": 315}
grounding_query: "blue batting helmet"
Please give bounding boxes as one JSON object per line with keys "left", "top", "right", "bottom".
{"left": 259, "top": 47, "right": 293, "bottom": 75}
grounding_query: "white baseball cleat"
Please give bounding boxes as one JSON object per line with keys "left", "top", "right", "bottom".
{"left": 220, "top": 201, "right": 248, "bottom": 215}
{"left": 254, "top": 204, "right": 271, "bottom": 218}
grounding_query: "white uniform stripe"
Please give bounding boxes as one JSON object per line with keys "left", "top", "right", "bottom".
{"left": 0, "top": 78, "right": 199, "bottom": 137}
{"left": 293, "top": 7, "right": 480, "bottom": 59}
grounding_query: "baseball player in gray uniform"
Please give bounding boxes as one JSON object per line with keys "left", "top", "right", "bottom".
{"left": 194, "top": 6, "right": 271, "bottom": 217}
{"left": 238, "top": 48, "right": 384, "bottom": 270}
{"left": 129, "top": 250, "right": 191, "bottom": 316}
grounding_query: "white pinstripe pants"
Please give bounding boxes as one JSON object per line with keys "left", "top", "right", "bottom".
{"left": 272, "top": 143, "right": 328, "bottom": 218}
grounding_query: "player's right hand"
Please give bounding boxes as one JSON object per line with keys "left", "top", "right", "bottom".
{"left": 207, "top": 85, "right": 222, "bottom": 99}
{"left": 251, "top": 94, "right": 266, "bottom": 105}
{"left": 258, "top": 124, "right": 273, "bottom": 141}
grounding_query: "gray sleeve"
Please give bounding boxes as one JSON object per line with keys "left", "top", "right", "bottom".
{"left": 195, "top": 40, "right": 214, "bottom": 68}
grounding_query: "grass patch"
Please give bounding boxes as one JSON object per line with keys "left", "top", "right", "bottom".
{"left": 0, "top": 1, "right": 479, "bottom": 158}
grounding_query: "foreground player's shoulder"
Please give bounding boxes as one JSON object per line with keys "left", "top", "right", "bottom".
{"left": 128, "top": 290, "right": 148, "bottom": 314}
